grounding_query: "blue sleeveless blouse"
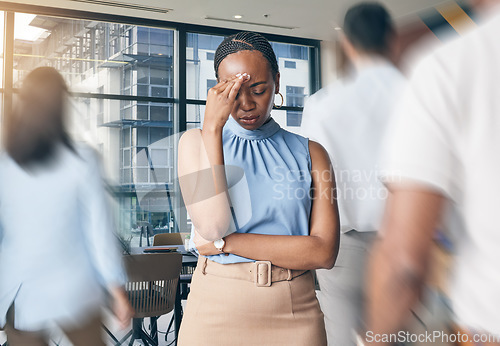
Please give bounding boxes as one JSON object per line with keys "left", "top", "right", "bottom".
{"left": 191, "top": 116, "right": 312, "bottom": 264}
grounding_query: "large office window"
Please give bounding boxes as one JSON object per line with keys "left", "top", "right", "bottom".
{"left": 11, "top": 13, "right": 176, "bottom": 242}
{"left": 0, "top": 6, "right": 320, "bottom": 243}
{"left": 186, "top": 33, "right": 224, "bottom": 102}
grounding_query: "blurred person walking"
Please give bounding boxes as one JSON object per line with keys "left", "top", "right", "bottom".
{"left": 0, "top": 67, "right": 132, "bottom": 345}
{"left": 300, "top": 3, "right": 406, "bottom": 345}
{"left": 364, "top": 1, "right": 500, "bottom": 345}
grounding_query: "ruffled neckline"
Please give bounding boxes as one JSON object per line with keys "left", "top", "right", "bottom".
{"left": 225, "top": 116, "right": 281, "bottom": 140}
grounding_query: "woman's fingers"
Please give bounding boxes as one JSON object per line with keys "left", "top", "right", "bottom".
{"left": 227, "top": 77, "right": 244, "bottom": 101}
{"left": 218, "top": 80, "right": 236, "bottom": 96}
{"left": 209, "top": 83, "right": 224, "bottom": 96}
{"left": 208, "top": 78, "right": 231, "bottom": 95}
{"left": 218, "top": 74, "right": 242, "bottom": 95}
{"left": 210, "top": 73, "right": 249, "bottom": 99}
{"left": 221, "top": 73, "right": 250, "bottom": 100}
{"left": 203, "top": 73, "right": 248, "bottom": 129}
{"left": 211, "top": 75, "right": 238, "bottom": 93}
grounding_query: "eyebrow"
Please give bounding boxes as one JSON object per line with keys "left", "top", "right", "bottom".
{"left": 249, "top": 81, "right": 267, "bottom": 88}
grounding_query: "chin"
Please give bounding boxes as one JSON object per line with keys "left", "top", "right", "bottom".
{"left": 239, "top": 122, "right": 261, "bottom": 130}
{"left": 238, "top": 117, "right": 261, "bottom": 130}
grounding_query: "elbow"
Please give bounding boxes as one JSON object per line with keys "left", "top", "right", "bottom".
{"left": 315, "top": 235, "right": 340, "bottom": 270}
{"left": 194, "top": 222, "right": 229, "bottom": 242}
{"left": 190, "top": 210, "right": 231, "bottom": 241}
{"left": 196, "top": 229, "right": 222, "bottom": 242}
{"left": 317, "top": 252, "right": 337, "bottom": 270}
{"left": 323, "top": 256, "right": 337, "bottom": 270}
{"left": 307, "top": 246, "right": 338, "bottom": 270}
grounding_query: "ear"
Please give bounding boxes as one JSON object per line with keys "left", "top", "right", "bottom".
{"left": 274, "top": 72, "right": 280, "bottom": 94}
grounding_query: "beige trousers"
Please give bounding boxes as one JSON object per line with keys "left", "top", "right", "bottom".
{"left": 178, "top": 257, "right": 327, "bottom": 346}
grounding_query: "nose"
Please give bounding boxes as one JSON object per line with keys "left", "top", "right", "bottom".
{"left": 237, "top": 89, "right": 256, "bottom": 112}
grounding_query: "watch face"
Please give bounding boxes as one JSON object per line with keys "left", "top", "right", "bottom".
{"left": 214, "top": 239, "right": 224, "bottom": 250}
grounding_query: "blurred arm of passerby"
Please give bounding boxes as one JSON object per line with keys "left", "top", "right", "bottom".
{"left": 364, "top": 187, "right": 445, "bottom": 344}
{"left": 109, "top": 286, "right": 134, "bottom": 329}
{"left": 361, "top": 42, "right": 452, "bottom": 343}
{"left": 363, "top": 1, "right": 500, "bottom": 341}
{"left": 80, "top": 146, "right": 134, "bottom": 328}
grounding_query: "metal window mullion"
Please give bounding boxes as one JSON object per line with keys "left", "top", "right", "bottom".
{"left": 3, "top": 11, "right": 14, "bottom": 121}
{"left": 309, "top": 44, "right": 321, "bottom": 95}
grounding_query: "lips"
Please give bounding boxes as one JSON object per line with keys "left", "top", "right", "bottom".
{"left": 239, "top": 115, "right": 260, "bottom": 125}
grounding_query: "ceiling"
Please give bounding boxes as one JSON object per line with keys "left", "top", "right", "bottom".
{"left": 5, "top": 0, "right": 461, "bottom": 41}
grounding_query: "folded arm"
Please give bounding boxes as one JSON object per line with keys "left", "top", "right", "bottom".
{"left": 194, "top": 141, "right": 340, "bottom": 270}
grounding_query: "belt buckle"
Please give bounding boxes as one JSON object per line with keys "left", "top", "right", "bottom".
{"left": 254, "top": 261, "right": 272, "bottom": 287}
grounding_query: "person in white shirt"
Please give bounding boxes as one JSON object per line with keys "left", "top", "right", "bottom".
{"left": 365, "top": 1, "right": 500, "bottom": 344}
{"left": 301, "top": 3, "right": 405, "bottom": 345}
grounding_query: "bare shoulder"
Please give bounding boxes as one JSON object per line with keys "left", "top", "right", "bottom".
{"left": 178, "top": 128, "right": 203, "bottom": 155}
{"left": 308, "top": 140, "right": 331, "bottom": 168}
{"left": 179, "top": 128, "right": 202, "bottom": 146}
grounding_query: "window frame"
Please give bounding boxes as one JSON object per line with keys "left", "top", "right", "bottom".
{"left": 0, "top": 2, "right": 321, "bottom": 232}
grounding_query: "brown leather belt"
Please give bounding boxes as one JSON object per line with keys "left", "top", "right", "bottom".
{"left": 200, "top": 258, "right": 307, "bottom": 287}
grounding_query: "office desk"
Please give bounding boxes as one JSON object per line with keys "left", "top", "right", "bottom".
{"left": 130, "top": 245, "right": 197, "bottom": 262}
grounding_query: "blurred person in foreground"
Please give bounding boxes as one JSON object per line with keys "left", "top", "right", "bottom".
{"left": 300, "top": 2, "right": 405, "bottom": 345}
{"left": 0, "top": 67, "right": 133, "bottom": 345}
{"left": 364, "top": 0, "right": 500, "bottom": 345}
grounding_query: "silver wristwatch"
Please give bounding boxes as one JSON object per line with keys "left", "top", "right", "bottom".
{"left": 213, "top": 238, "right": 225, "bottom": 253}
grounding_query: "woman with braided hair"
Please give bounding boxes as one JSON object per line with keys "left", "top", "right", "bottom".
{"left": 177, "top": 32, "right": 339, "bottom": 345}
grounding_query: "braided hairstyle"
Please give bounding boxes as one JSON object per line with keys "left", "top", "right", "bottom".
{"left": 214, "top": 32, "right": 279, "bottom": 81}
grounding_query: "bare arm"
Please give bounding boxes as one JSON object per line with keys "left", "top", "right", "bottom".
{"left": 365, "top": 185, "right": 445, "bottom": 344}
{"left": 178, "top": 129, "right": 231, "bottom": 241}
{"left": 178, "top": 75, "right": 247, "bottom": 241}
{"left": 195, "top": 141, "right": 340, "bottom": 270}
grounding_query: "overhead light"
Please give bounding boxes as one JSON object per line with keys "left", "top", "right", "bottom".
{"left": 205, "top": 16, "right": 297, "bottom": 30}
{"left": 334, "top": 26, "right": 342, "bottom": 31}
{"left": 69, "top": 0, "right": 172, "bottom": 13}
{"left": 233, "top": 15, "right": 243, "bottom": 19}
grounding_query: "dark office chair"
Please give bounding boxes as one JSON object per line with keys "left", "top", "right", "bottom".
{"left": 153, "top": 233, "right": 183, "bottom": 247}
{"left": 113, "top": 252, "right": 182, "bottom": 346}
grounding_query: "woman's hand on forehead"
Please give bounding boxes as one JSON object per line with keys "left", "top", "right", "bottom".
{"left": 204, "top": 72, "right": 251, "bottom": 130}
